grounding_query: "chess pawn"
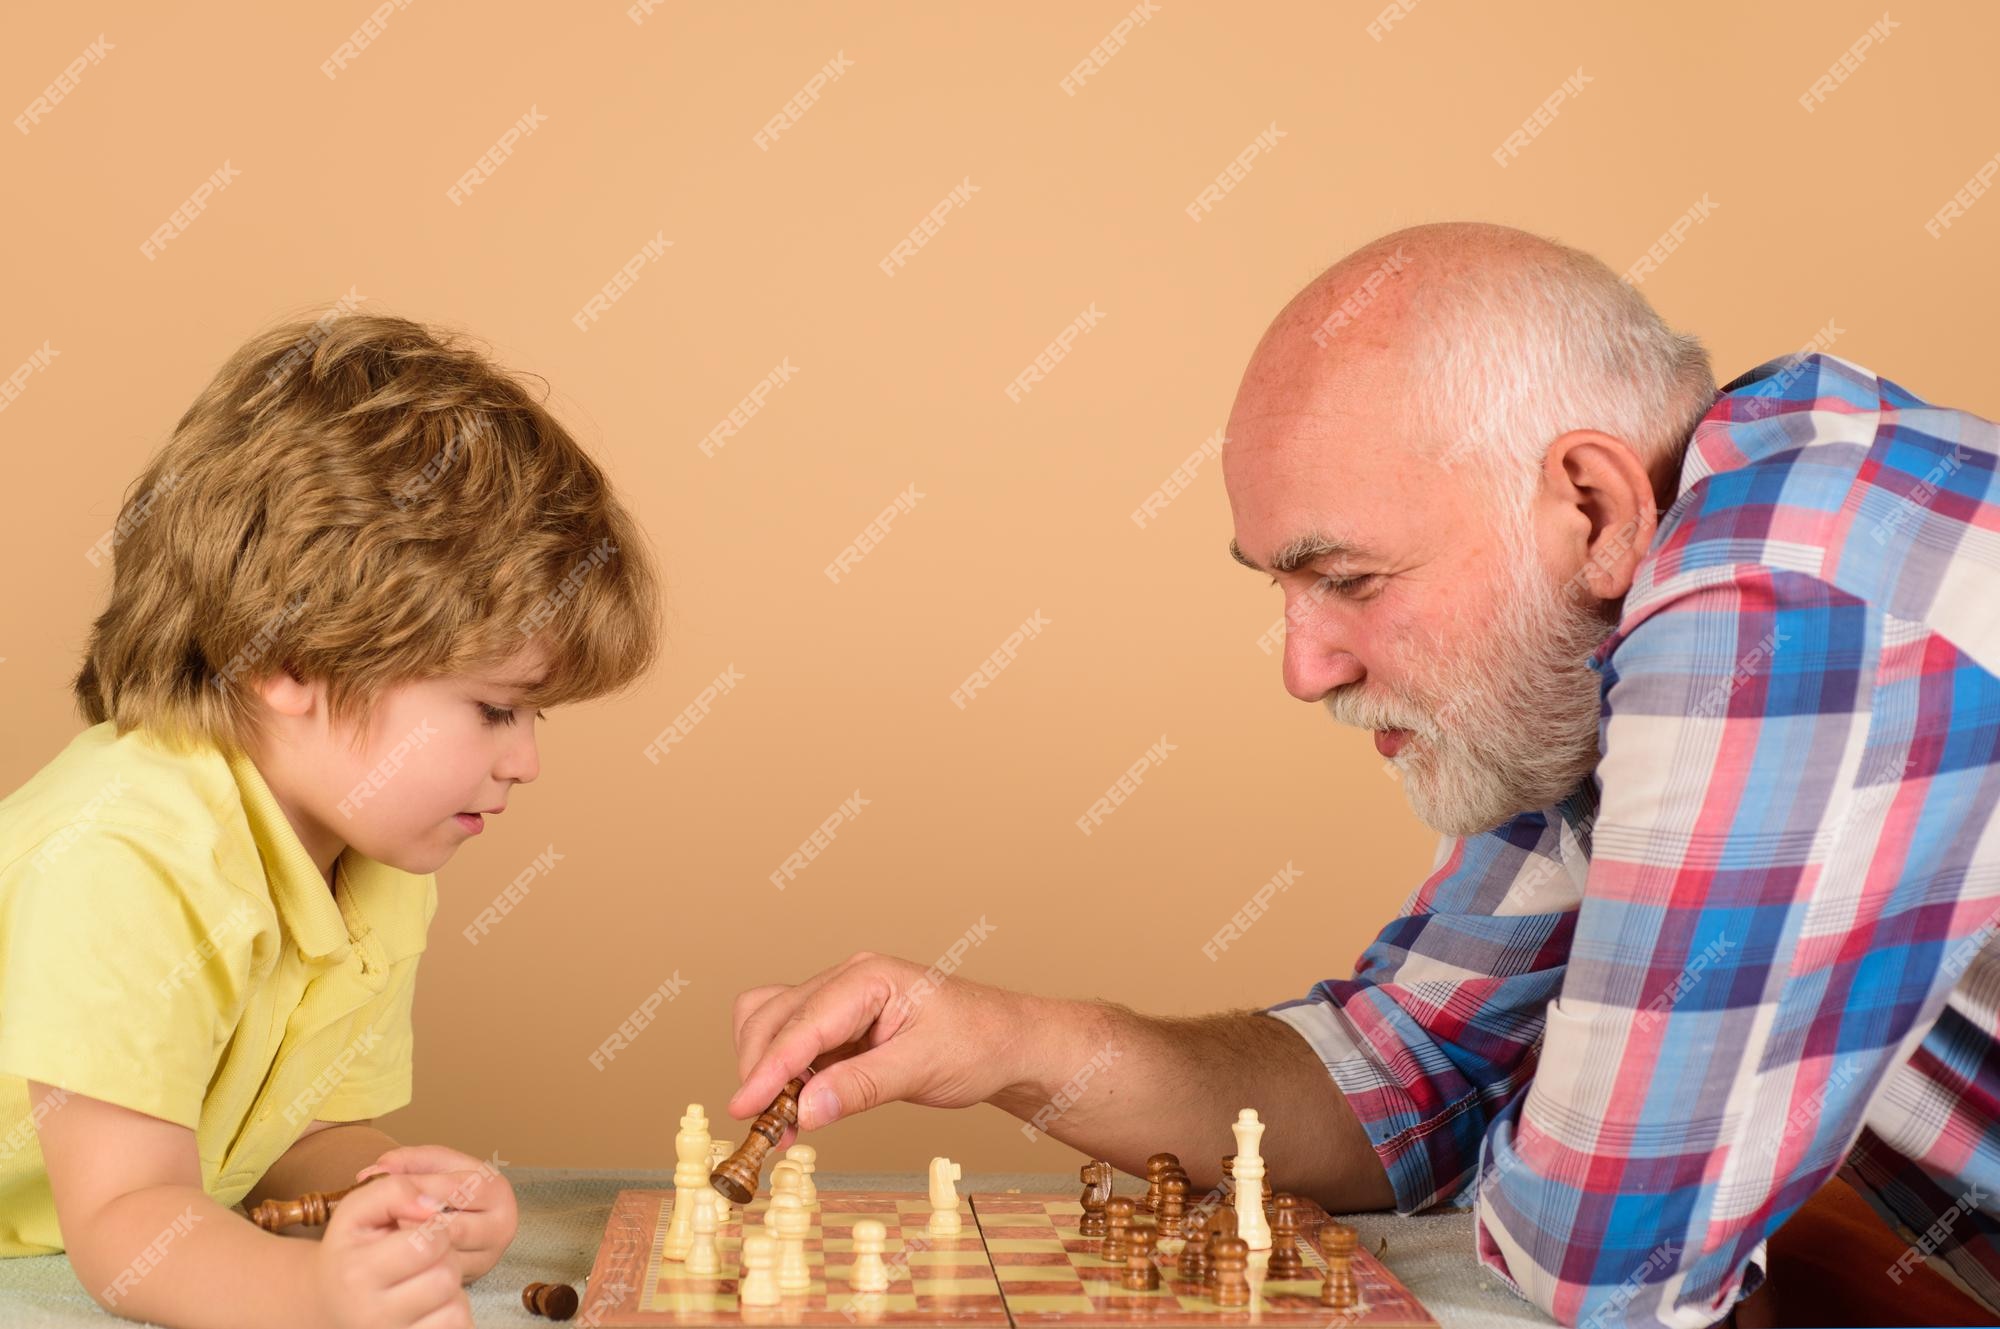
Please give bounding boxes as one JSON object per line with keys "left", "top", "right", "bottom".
{"left": 1177, "top": 1222, "right": 1209, "bottom": 1283}
{"left": 1156, "top": 1176, "right": 1188, "bottom": 1244}
{"left": 850, "top": 1218, "right": 891, "bottom": 1293}
{"left": 662, "top": 1104, "right": 712, "bottom": 1260}
{"left": 1211, "top": 1236, "right": 1251, "bottom": 1307}
{"left": 708, "top": 1141, "right": 735, "bottom": 1225}
{"left": 740, "top": 1233, "right": 782, "bottom": 1307}
{"left": 1141, "top": 1153, "right": 1177, "bottom": 1213}
{"left": 784, "top": 1144, "right": 819, "bottom": 1208}
{"left": 773, "top": 1190, "right": 812, "bottom": 1292}
{"left": 1102, "top": 1195, "right": 1136, "bottom": 1262}
{"left": 1122, "top": 1226, "right": 1161, "bottom": 1291}
{"left": 1267, "top": 1195, "right": 1305, "bottom": 1279}
{"left": 765, "top": 1160, "right": 804, "bottom": 1234}
{"left": 1231, "top": 1110, "right": 1272, "bottom": 1251}
{"left": 1320, "top": 1223, "right": 1359, "bottom": 1311}
{"left": 1078, "top": 1160, "right": 1114, "bottom": 1237}
{"left": 686, "top": 1189, "right": 721, "bottom": 1276}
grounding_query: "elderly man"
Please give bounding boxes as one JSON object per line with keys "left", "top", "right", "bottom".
{"left": 728, "top": 223, "right": 2000, "bottom": 1327}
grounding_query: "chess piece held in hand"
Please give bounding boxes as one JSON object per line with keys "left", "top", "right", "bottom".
{"left": 248, "top": 1173, "right": 383, "bottom": 1231}
{"left": 711, "top": 1075, "right": 807, "bottom": 1204}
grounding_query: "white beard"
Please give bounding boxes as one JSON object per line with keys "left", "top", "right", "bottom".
{"left": 1323, "top": 543, "right": 1610, "bottom": 837}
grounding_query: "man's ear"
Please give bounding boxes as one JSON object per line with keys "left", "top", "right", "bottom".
{"left": 1541, "top": 430, "right": 1657, "bottom": 601}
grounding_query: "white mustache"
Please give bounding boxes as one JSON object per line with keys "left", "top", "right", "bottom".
{"left": 1322, "top": 689, "right": 1429, "bottom": 737}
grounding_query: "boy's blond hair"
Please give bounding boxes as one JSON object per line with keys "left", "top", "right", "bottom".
{"left": 73, "top": 310, "right": 662, "bottom": 755}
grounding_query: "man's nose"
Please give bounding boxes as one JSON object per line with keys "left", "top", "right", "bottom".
{"left": 1282, "top": 615, "right": 1364, "bottom": 703}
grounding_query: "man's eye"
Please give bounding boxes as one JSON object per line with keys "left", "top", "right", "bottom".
{"left": 1319, "top": 574, "right": 1382, "bottom": 599}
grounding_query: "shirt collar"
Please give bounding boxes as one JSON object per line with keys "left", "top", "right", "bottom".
{"left": 224, "top": 748, "right": 431, "bottom": 965}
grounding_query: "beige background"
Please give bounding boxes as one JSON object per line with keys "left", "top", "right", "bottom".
{"left": 3, "top": 2, "right": 1996, "bottom": 1174}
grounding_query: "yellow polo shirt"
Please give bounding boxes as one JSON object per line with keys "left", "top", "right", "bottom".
{"left": 0, "top": 722, "right": 436, "bottom": 1255}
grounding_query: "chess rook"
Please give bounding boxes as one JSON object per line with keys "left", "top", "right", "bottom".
{"left": 711, "top": 1075, "right": 807, "bottom": 1204}
{"left": 1320, "top": 1222, "right": 1359, "bottom": 1310}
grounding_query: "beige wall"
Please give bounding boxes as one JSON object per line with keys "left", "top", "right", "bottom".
{"left": 4, "top": 2, "right": 1996, "bottom": 1175}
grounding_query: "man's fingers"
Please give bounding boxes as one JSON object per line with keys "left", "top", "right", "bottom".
{"left": 731, "top": 985, "right": 791, "bottom": 1055}
{"left": 728, "top": 969, "right": 897, "bottom": 1119}
{"left": 732, "top": 954, "right": 878, "bottom": 1082}
{"left": 795, "top": 1044, "right": 911, "bottom": 1130}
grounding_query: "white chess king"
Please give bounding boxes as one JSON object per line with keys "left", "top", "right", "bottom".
{"left": 1232, "top": 1108, "right": 1272, "bottom": 1250}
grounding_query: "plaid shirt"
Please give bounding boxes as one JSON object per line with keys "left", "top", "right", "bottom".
{"left": 1269, "top": 353, "right": 2000, "bottom": 1328}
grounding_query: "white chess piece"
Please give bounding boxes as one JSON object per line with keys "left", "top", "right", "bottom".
{"left": 686, "top": 1188, "right": 720, "bottom": 1276}
{"left": 784, "top": 1144, "right": 818, "bottom": 1209}
{"left": 1232, "top": 1108, "right": 1272, "bottom": 1250}
{"left": 740, "top": 1233, "right": 781, "bottom": 1306}
{"left": 927, "top": 1156, "right": 963, "bottom": 1235}
{"left": 850, "top": 1218, "right": 890, "bottom": 1292}
{"left": 661, "top": 1104, "right": 712, "bottom": 1260}
{"left": 708, "top": 1141, "right": 735, "bottom": 1225}
{"left": 773, "top": 1191, "right": 812, "bottom": 1292}
{"left": 765, "top": 1160, "right": 804, "bottom": 1234}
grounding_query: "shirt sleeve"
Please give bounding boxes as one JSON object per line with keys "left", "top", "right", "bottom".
{"left": 1472, "top": 564, "right": 1999, "bottom": 1328}
{"left": 1267, "top": 788, "right": 1594, "bottom": 1212}
{"left": 0, "top": 824, "right": 270, "bottom": 1129}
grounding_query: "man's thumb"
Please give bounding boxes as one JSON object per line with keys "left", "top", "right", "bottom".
{"left": 797, "top": 1049, "right": 904, "bottom": 1130}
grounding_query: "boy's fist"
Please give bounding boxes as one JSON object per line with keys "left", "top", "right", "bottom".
{"left": 314, "top": 1173, "right": 470, "bottom": 1329}
{"left": 354, "top": 1144, "right": 519, "bottom": 1284}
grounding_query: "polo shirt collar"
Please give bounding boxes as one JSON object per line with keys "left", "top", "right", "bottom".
{"left": 224, "top": 748, "right": 356, "bottom": 962}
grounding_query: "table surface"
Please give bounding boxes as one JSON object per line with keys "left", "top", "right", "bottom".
{"left": 0, "top": 1169, "right": 1554, "bottom": 1328}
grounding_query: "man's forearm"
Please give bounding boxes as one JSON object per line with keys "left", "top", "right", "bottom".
{"left": 240, "top": 1122, "right": 400, "bottom": 1225}
{"left": 70, "top": 1183, "right": 326, "bottom": 1329}
{"left": 987, "top": 994, "right": 1395, "bottom": 1213}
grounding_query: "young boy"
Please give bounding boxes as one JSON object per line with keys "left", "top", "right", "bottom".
{"left": 0, "top": 312, "right": 661, "bottom": 1328}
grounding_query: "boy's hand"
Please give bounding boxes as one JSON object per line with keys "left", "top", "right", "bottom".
{"left": 354, "top": 1144, "right": 518, "bottom": 1283}
{"left": 314, "top": 1173, "right": 471, "bottom": 1329}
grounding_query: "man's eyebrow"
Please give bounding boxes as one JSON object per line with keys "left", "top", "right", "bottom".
{"left": 1228, "top": 532, "right": 1369, "bottom": 575}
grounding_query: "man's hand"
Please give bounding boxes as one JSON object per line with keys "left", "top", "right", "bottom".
{"left": 728, "top": 952, "right": 1035, "bottom": 1133}
{"left": 353, "top": 1144, "right": 517, "bottom": 1283}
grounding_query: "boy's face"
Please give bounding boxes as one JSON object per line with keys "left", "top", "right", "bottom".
{"left": 248, "top": 645, "right": 546, "bottom": 884}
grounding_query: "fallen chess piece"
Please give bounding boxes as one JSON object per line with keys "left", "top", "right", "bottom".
{"left": 247, "top": 1174, "right": 382, "bottom": 1231}
{"left": 522, "top": 1281, "right": 579, "bottom": 1320}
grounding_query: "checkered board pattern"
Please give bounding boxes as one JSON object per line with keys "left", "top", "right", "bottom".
{"left": 579, "top": 1192, "right": 1438, "bottom": 1327}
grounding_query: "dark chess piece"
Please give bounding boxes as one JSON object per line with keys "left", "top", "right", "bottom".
{"left": 1211, "top": 1236, "right": 1251, "bottom": 1307}
{"left": 1320, "top": 1223, "right": 1359, "bottom": 1311}
{"left": 1268, "top": 1194, "right": 1306, "bottom": 1279}
{"left": 1103, "top": 1195, "right": 1136, "bottom": 1262}
{"left": 1078, "top": 1158, "right": 1115, "bottom": 1237}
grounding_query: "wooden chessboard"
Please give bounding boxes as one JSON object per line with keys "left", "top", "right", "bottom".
{"left": 578, "top": 1190, "right": 1438, "bottom": 1327}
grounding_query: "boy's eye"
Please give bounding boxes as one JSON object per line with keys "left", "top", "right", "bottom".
{"left": 479, "top": 703, "right": 546, "bottom": 726}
